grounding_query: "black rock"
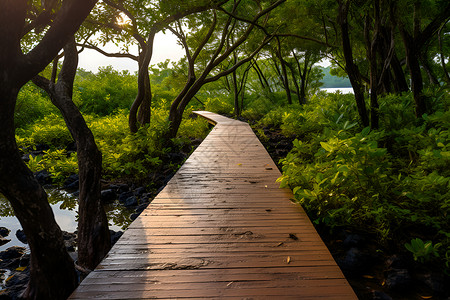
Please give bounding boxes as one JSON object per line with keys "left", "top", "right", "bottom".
{"left": 64, "top": 180, "right": 79, "bottom": 191}
{"left": 63, "top": 174, "right": 79, "bottom": 190}
{"left": 167, "top": 152, "right": 185, "bottom": 163}
{"left": 117, "top": 184, "right": 129, "bottom": 193}
{"left": 61, "top": 231, "right": 76, "bottom": 252}
{"left": 0, "top": 290, "right": 14, "bottom": 300}
{"left": 101, "top": 189, "right": 117, "bottom": 203}
{"left": 35, "top": 144, "right": 50, "bottom": 151}
{"left": 190, "top": 138, "right": 202, "bottom": 147}
{"left": 19, "top": 254, "right": 30, "bottom": 267}
{"left": 118, "top": 191, "right": 133, "bottom": 203}
{"left": 135, "top": 203, "right": 149, "bottom": 214}
{"left": 385, "top": 269, "right": 411, "bottom": 290}
{"left": 34, "top": 170, "right": 52, "bottom": 185}
{"left": 343, "top": 233, "right": 364, "bottom": 248}
{"left": 0, "top": 237, "right": 11, "bottom": 246}
{"left": 0, "top": 269, "right": 6, "bottom": 280}
{"left": 421, "top": 273, "right": 447, "bottom": 296}
{"left": 338, "top": 247, "right": 370, "bottom": 276}
{"left": 0, "top": 247, "right": 26, "bottom": 260}
{"left": 64, "top": 174, "right": 79, "bottom": 186}
{"left": 21, "top": 154, "right": 31, "bottom": 162}
{"left": 66, "top": 142, "right": 77, "bottom": 152}
{"left": 15, "top": 230, "right": 27, "bottom": 245}
{"left": 385, "top": 255, "right": 409, "bottom": 270}
{"left": 0, "top": 227, "right": 10, "bottom": 238}
{"left": 108, "top": 184, "right": 119, "bottom": 191}
{"left": 4, "top": 268, "right": 29, "bottom": 297}
{"left": 62, "top": 231, "right": 76, "bottom": 241}
{"left": 371, "top": 290, "right": 393, "bottom": 300}
{"left": 140, "top": 193, "right": 151, "bottom": 203}
{"left": 109, "top": 230, "right": 123, "bottom": 246}
{"left": 134, "top": 187, "right": 146, "bottom": 196}
{"left": 123, "top": 196, "right": 138, "bottom": 207}
{"left": 130, "top": 213, "right": 139, "bottom": 221}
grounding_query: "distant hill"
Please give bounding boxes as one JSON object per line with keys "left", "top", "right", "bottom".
{"left": 320, "top": 66, "right": 352, "bottom": 88}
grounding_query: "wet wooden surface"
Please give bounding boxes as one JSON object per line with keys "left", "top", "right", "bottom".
{"left": 70, "top": 111, "right": 357, "bottom": 299}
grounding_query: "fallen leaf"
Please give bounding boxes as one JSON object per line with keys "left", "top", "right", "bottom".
{"left": 227, "top": 281, "right": 234, "bottom": 287}
{"left": 237, "top": 163, "right": 242, "bottom": 166}
{"left": 420, "top": 296, "right": 433, "bottom": 299}
{"left": 362, "top": 275, "right": 374, "bottom": 279}
{"left": 288, "top": 233, "right": 298, "bottom": 240}
{"left": 276, "top": 242, "right": 284, "bottom": 247}
{"left": 286, "top": 256, "right": 291, "bottom": 264}
{"left": 15, "top": 266, "right": 26, "bottom": 272}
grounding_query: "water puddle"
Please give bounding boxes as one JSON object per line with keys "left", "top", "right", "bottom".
{"left": 0, "top": 189, "right": 132, "bottom": 252}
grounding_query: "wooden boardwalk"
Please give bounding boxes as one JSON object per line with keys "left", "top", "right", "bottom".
{"left": 70, "top": 111, "right": 357, "bottom": 299}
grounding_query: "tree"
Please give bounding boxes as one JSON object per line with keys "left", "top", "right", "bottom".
{"left": 337, "top": 0, "right": 370, "bottom": 127}
{"left": 32, "top": 37, "right": 111, "bottom": 271}
{"left": 397, "top": 0, "right": 450, "bottom": 117}
{"left": 167, "top": 0, "right": 285, "bottom": 138}
{"left": 83, "top": 0, "right": 228, "bottom": 132}
{"left": 0, "top": 0, "right": 97, "bottom": 298}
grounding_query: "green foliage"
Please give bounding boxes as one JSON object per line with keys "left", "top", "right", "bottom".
{"left": 15, "top": 83, "right": 59, "bottom": 129}
{"left": 87, "top": 109, "right": 167, "bottom": 178}
{"left": 204, "top": 97, "right": 234, "bottom": 115}
{"left": 177, "top": 106, "right": 210, "bottom": 139}
{"left": 405, "top": 238, "right": 441, "bottom": 263}
{"left": 74, "top": 66, "right": 138, "bottom": 115}
{"left": 16, "top": 104, "right": 209, "bottom": 182}
{"left": 27, "top": 150, "right": 78, "bottom": 183}
{"left": 256, "top": 92, "right": 359, "bottom": 137}
{"left": 16, "top": 113, "right": 73, "bottom": 147}
{"left": 265, "top": 91, "right": 450, "bottom": 271}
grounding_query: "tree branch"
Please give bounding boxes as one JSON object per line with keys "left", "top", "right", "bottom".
{"left": 77, "top": 42, "right": 138, "bottom": 60}
{"left": 21, "top": 0, "right": 98, "bottom": 82}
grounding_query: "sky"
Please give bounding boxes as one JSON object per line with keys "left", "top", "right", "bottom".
{"left": 78, "top": 31, "right": 185, "bottom": 73}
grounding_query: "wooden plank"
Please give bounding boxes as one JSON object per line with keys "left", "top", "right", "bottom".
{"left": 69, "top": 111, "right": 357, "bottom": 299}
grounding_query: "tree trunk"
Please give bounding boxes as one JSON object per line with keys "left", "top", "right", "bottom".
{"left": 338, "top": 0, "right": 369, "bottom": 127}
{"left": 253, "top": 59, "right": 272, "bottom": 92}
{"left": 232, "top": 52, "right": 240, "bottom": 117}
{"left": 52, "top": 88, "right": 110, "bottom": 270}
{"left": 33, "top": 39, "right": 111, "bottom": 270}
{"left": 420, "top": 53, "right": 440, "bottom": 86}
{"left": 0, "top": 85, "right": 77, "bottom": 300}
{"left": 400, "top": 29, "right": 428, "bottom": 117}
{"left": 438, "top": 21, "right": 450, "bottom": 84}
{"left": 285, "top": 58, "right": 301, "bottom": 104}
{"left": 391, "top": 54, "right": 409, "bottom": 93}
{"left": 129, "top": 28, "right": 156, "bottom": 133}
{"left": 275, "top": 40, "right": 292, "bottom": 104}
{"left": 365, "top": 5, "right": 380, "bottom": 130}
{"left": 137, "top": 58, "right": 152, "bottom": 126}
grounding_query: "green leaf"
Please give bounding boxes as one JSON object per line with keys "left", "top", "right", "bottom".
{"left": 320, "top": 142, "right": 334, "bottom": 152}
{"left": 361, "top": 126, "right": 371, "bottom": 136}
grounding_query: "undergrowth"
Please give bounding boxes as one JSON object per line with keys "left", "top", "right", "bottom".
{"left": 249, "top": 89, "right": 450, "bottom": 273}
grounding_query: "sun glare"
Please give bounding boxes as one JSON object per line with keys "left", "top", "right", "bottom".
{"left": 116, "top": 13, "right": 131, "bottom": 26}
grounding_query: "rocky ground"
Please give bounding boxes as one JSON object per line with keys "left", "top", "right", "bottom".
{"left": 255, "top": 124, "right": 450, "bottom": 300}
